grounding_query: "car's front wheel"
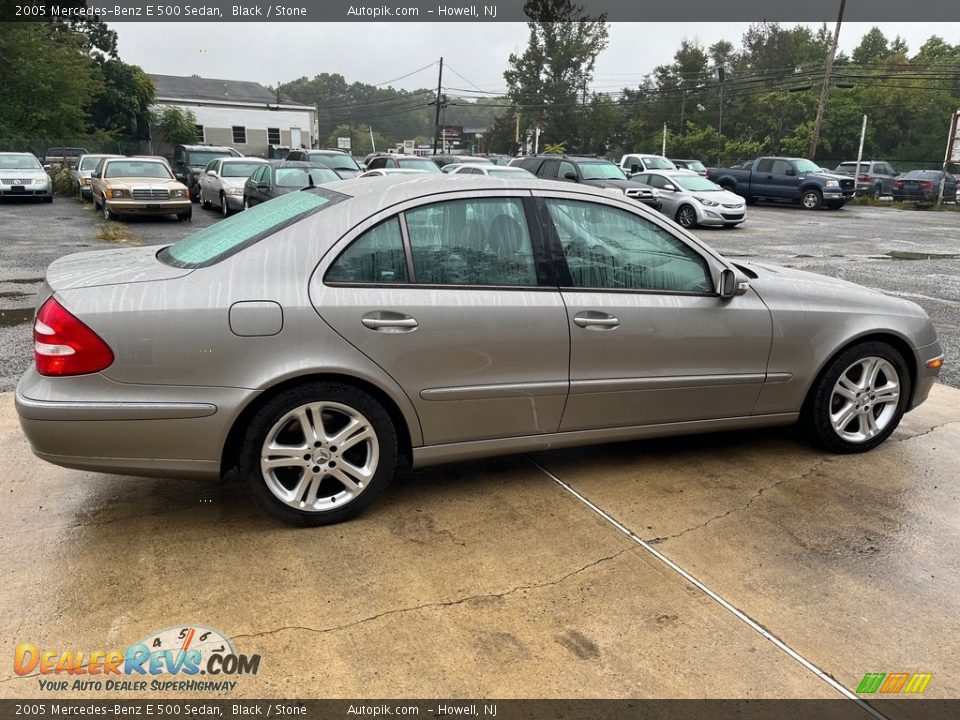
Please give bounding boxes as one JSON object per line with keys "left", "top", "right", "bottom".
{"left": 220, "top": 192, "right": 230, "bottom": 217}
{"left": 801, "top": 188, "right": 823, "bottom": 210}
{"left": 675, "top": 204, "right": 697, "bottom": 228}
{"left": 103, "top": 201, "right": 117, "bottom": 221}
{"left": 200, "top": 189, "right": 212, "bottom": 210}
{"left": 803, "top": 341, "right": 910, "bottom": 453}
{"left": 239, "top": 383, "right": 398, "bottom": 526}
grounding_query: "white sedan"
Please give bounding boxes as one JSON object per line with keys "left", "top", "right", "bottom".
{"left": 359, "top": 168, "right": 430, "bottom": 178}
{"left": 198, "top": 158, "right": 270, "bottom": 216}
{"left": 449, "top": 164, "right": 535, "bottom": 179}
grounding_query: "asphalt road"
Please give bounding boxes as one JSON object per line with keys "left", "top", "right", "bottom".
{"left": 1, "top": 195, "right": 957, "bottom": 389}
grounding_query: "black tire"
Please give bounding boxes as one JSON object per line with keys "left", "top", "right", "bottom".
{"left": 675, "top": 204, "right": 697, "bottom": 228}
{"left": 243, "top": 196, "right": 251, "bottom": 210}
{"left": 801, "top": 188, "right": 823, "bottom": 210}
{"left": 103, "top": 201, "right": 117, "bottom": 221}
{"left": 239, "top": 382, "right": 399, "bottom": 526}
{"left": 43, "top": 196, "right": 53, "bottom": 204}
{"left": 802, "top": 341, "right": 911, "bottom": 454}
{"left": 200, "top": 189, "right": 212, "bottom": 210}
{"left": 871, "top": 185, "right": 881, "bottom": 200}
{"left": 177, "top": 207, "right": 192, "bottom": 222}
{"left": 220, "top": 192, "right": 230, "bottom": 217}
{"left": 745, "top": 195, "right": 757, "bottom": 206}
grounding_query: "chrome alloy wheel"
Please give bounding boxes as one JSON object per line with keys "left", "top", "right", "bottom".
{"left": 260, "top": 401, "right": 380, "bottom": 512}
{"left": 829, "top": 356, "right": 900, "bottom": 443}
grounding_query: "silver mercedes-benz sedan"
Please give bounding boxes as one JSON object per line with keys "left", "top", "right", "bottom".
{"left": 16, "top": 177, "right": 944, "bottom": 526}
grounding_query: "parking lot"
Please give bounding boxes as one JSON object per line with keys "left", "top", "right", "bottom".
{"left": 1, "top": 196, "right": 958, "bottom": 711}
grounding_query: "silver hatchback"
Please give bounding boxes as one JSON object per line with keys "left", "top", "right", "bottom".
{"left": 16, "top": 177, "right": 943, "bottom": 525}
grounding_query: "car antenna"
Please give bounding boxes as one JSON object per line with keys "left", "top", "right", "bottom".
{"left": 308, "top": 174, "right": 315, "bottom": 188}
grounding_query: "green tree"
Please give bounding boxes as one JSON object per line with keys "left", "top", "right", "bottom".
{"left": 503, "top": 0, "right": 608, "bottom": 152}
{"left": 151, "top": 106, "right": 198, "bottom": 148}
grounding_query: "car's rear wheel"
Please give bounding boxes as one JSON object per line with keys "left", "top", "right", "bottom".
{"left": 801, "top": 188, "right": 823, "bottom": 210}
{"left": 239, "top": 383, "right": 398, "bottom": 526}
{"left": 871, "top": 185, "right": 881, "bottom": 200}
{"left": 675, "top": 204, "right": 697, "bottom": 228}
{"left": 803, "top": 341, "right": 910, "bottom": 453}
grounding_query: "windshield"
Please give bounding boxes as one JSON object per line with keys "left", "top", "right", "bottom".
{"left": 642, "top": 156, "right": 675, "bottom": 170}
{"left": 0, "top": 155, "right": 42, "bottom": 170}
{"left": 104, "top": 161, "right": 173, "bottom": 179}
{"left": 79, "top": 156, "right": 109, "bottom": 171}
{"left": 579, "top": 162, "right": 627, "bottom": 180}
{"left": 309, "top": 153, "right": 360, "bottom": 171}
{"left": 674, "top": 175, "right": 721, "bottom": 191}
{"left": 275, "top": 167, "right": 340, "bottom": 187}
{"left": 222, "top": 162, "right": 266, "bottom": 178}
{"left": 681, "top": 161, "right": 705, "bottom": 172}
{"left": 187, "top": 151, "right": 237, "bottom": 167}
{"left": 795, "top": 159, "right": 821, "bottom": 173}
{"left": 397, "top": 159, "right": 441, "bottom": 173}
{"left": 160, "top": 189, "right": 346, "bottom": 268}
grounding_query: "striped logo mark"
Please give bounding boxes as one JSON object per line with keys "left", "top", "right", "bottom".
{"left": 857, "top": 672, "right": 933, "bottom": 694}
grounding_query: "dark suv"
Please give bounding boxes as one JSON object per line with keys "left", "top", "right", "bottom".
{"left": 286, "top": 149, "right": 363, "bottom": 179}
{"left": 509, "top": 155, "right": 661, "bottom": 210}
{"left": 173, "top": 145, "right": 242, "bottom": 201}
{"left": 832, "top": 161, "right": 898, "bottom": 199}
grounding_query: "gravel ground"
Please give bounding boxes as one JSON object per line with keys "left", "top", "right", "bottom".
{"left": 0, "top": 195, "right": 957, "bottom": 390}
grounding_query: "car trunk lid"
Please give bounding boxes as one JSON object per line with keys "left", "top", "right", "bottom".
{"left": 45, "top": 246, "right": 193, "bottom": 292}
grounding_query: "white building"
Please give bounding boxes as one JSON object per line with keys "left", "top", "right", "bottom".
{"left": 149, "top": 74, "right": 316, "bottom": 157}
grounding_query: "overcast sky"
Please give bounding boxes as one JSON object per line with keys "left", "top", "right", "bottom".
{"left": 115, "top": 22, "right": 959, "bottom": 94}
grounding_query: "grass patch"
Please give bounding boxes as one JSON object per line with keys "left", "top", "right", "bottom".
{"left": 95, "top": 222, "right": 138, "bottom": 244}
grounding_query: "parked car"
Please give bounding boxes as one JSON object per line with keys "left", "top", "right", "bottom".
{"left": 364, "top": 154, "right": 443, "bottom": 174}
{"left": 511, "top": 154, "right": 661, "bottom": 211}
{"left": 90, "top": 157, "right": 191, "bottom": 221}
{"left": 619, "top": 153, "right": 677, "bottom": 174}
{"left": 42, "top": 146, "right": 88, "bottom": 168}
{"left": 631, "top": 170, "right": 746, "bottom": 228}
{"left": 131, "top": 155, "right": 173, "bottom": 171}
{"left": 16, "top": 176, "right": 942, "bottom": 526}
{"left": 71, "top": 154, "right": 123, "bottom": 200}
{"left": 707, "top": 157, "right": 855, "bottom": 210}
{"left": 285, "top": 149, "right": 363, "bottom": 179}
{"left": 892, "top": 170, "right": 958, "bottom": 205}
{"left": 243, "top": 161, "right": 341, "bottom": 208}
{"left": 832, "top": 161, "right": 899, "bottom": 198}
{"left": 670, "top": 159, "right": 708, "bottom": 176}
{"left": 431, "top": 155, "right": 494, "bottom": 169}
{"left": 197, "top": 157, "right": 271, "bottom": 216}
{"left": 0, "top": 152, "right": 53, "bottom": 202}
{"left": 449, "top": 164, "right": 536, "bottom": 179}
{"left": 359, "top": 169, "right": 430, "bottom": 178}
{"left": 172, "top": 144, "right": 243, "bottom": 202}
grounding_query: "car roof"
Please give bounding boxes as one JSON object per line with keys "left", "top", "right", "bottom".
{"left": 180, "top": 145, "right": 238, "bottom": 152}
{"left": 328, "top": 174, "right": 633, "bottom": 204}
{"left": 221, "top": 157, "right": 267, "bottom": 162}
{"left": 0, "top": 152, "right": 36, "bottom": 157}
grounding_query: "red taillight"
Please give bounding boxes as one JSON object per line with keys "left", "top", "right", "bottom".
{"left": 34, "top": 297, "right": 114, "bottom": 376}
{"left": 857, "top": 173, "right": 871, "bottom": 181}
{"left": 894, "top": 180, "right": 903, "bottom": 189}
{"left": 919, "top": 181, "right": 933, "bottom": 190}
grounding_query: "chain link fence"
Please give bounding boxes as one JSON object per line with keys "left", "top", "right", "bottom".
{"left": 0, "top": 138, "right": 149, "bottom": 166}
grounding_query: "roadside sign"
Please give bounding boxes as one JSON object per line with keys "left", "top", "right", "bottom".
{"left": 337, "top": 136, "right": 351, "bottom": 150}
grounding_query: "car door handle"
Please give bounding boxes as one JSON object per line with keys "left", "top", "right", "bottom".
{"left": 361, "top": 312, "right": 419, "bottom": 332}
{"left": 573, "top": 312, "right": 619, "bottom": 329}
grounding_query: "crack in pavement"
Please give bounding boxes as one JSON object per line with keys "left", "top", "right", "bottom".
{"left": 890, "top": 420, "right": 959, "bottom": 443}
{"left": 230, "top": 548, "right": 631, "bottom": 643}
{"left": 646, "top": 458, "right": 833, "bottom": 545}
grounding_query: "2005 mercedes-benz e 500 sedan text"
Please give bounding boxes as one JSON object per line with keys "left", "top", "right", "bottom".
{"left": 17, "top": 177, "right": 944, "bottom": 526}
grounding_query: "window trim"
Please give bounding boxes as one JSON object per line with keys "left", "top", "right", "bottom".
{"left": 267, "top": 127, "right": 281, "bottom": 145}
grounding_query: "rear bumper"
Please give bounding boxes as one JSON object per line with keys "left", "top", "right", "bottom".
{"left": 15, "top": 368, "right": 255, "bottom": 481}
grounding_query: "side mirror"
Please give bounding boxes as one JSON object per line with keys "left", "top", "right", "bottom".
{"left": 719, "top": 268, "right": 748, "bottom": 299}
{"left": 256, "top": 182, "right": 270, "bottom": 191}
{"left": 664, "top": 184, "right": 676, "bottom": 192}
{"left": 206, "top": 169, "right": 217, "bottom": 176}
{"left": 563, "top": 171, "right": 578, "bottom": 181}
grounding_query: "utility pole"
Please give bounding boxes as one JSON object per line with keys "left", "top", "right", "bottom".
{"left": 854, "top": 114, "right": 867, "bottom": 195}
{"left": 938, "top": 110, "right": 960, "bottom": 207}
{"left": 432, "top": 57, "right": 444, "bottom": 155}
{"left": 717, "top": 66, "right": 725, "bottom": 166}
{"left": 809, "top": 0, "right": 846, "bottom": 159}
